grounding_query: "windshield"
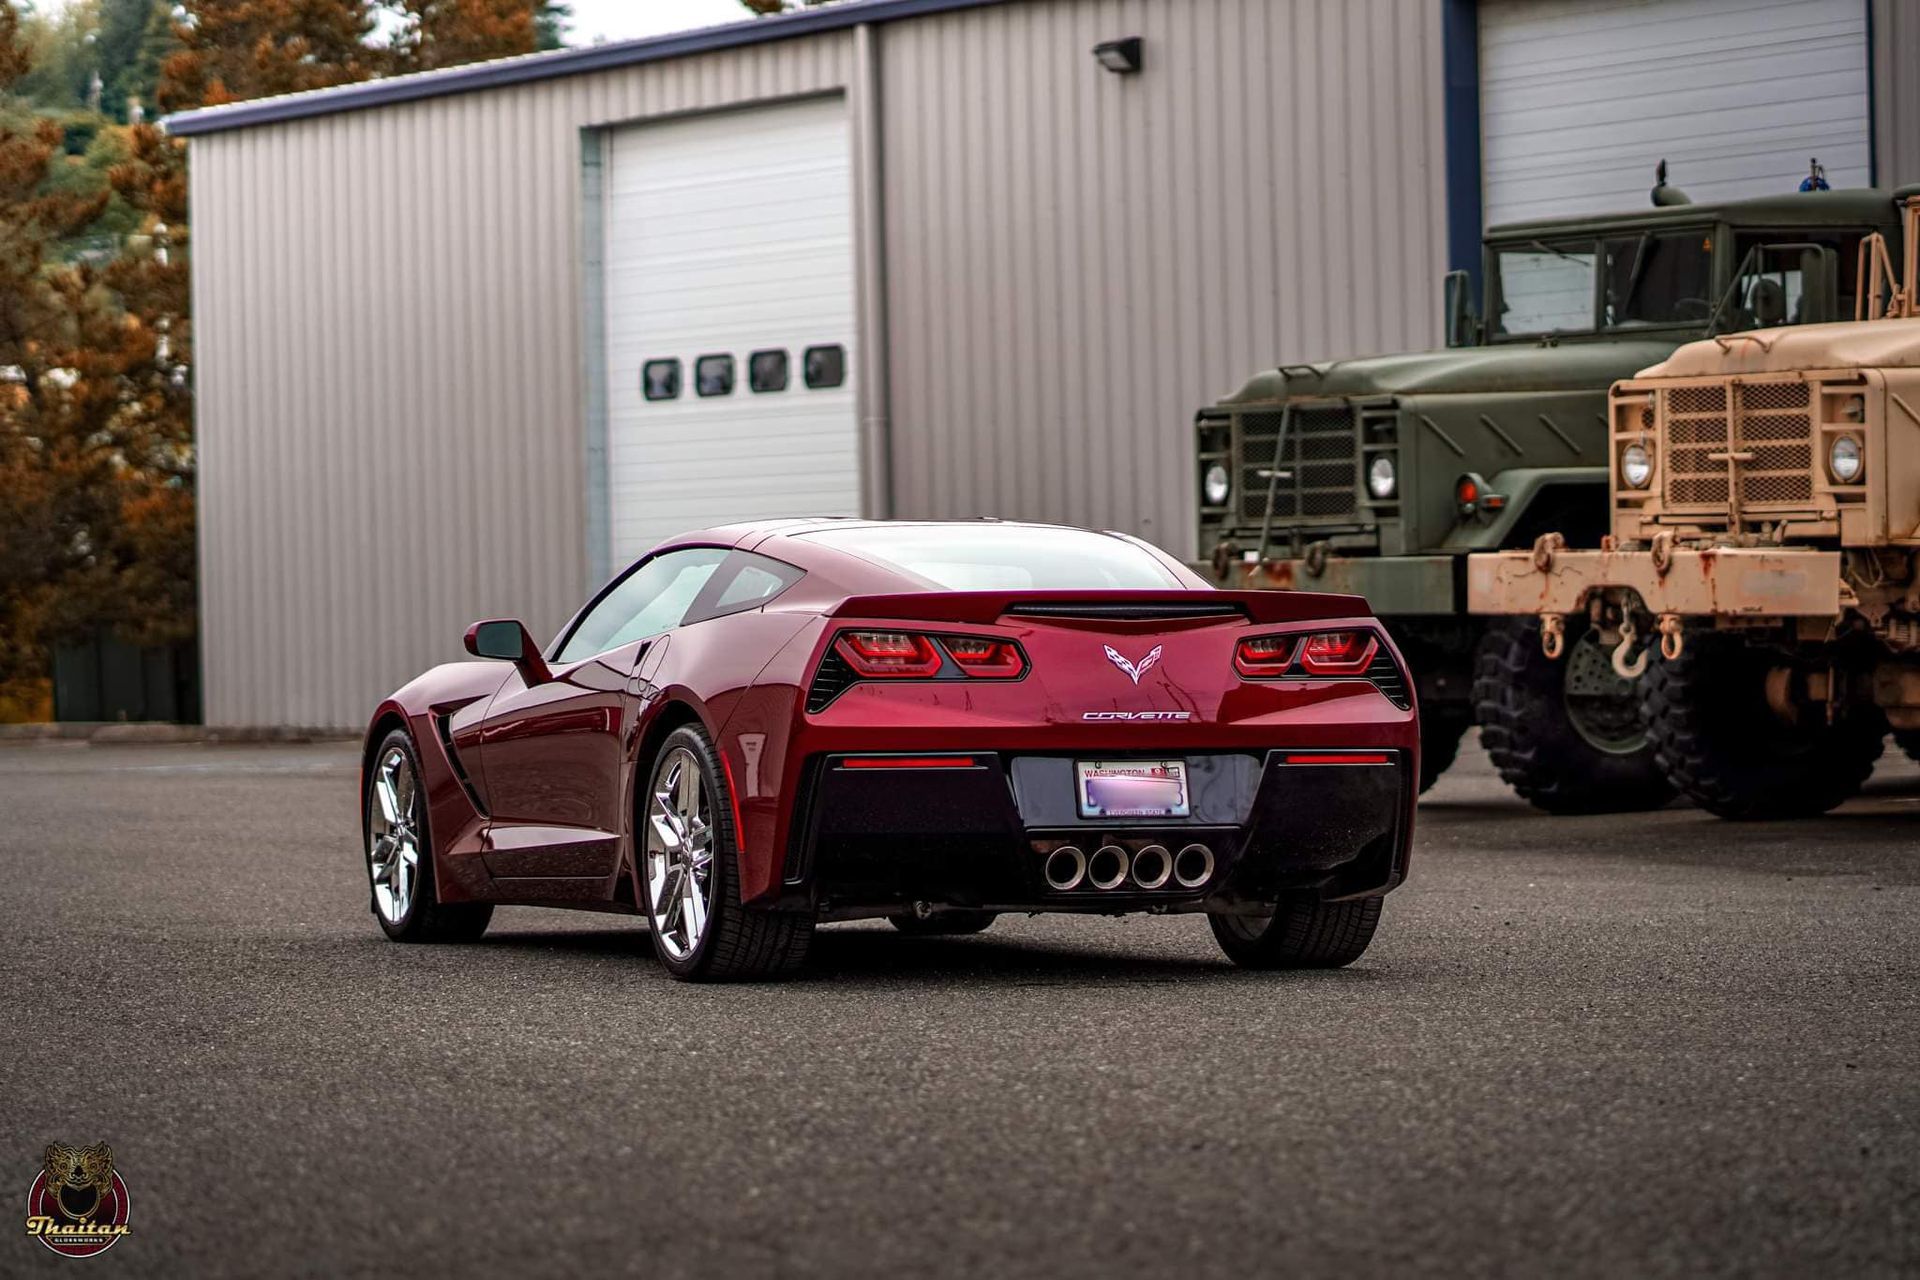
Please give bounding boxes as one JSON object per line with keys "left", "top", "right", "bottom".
{"left": 1492, "top": 230, "right": 1713, "bottom": 337}
{"left": 804, "top": 524, "right": 1182, "bottom": 591}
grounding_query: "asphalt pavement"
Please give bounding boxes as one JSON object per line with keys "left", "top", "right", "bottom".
{"left": 2, "top": 735, "right": 1917, "bottom": 1278}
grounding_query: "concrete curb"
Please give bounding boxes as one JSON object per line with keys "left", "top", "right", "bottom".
{"left": 0, "top": 723, "right": 357, "bottom": 745}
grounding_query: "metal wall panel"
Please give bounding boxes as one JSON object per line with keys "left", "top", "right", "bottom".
{"left": 190, "top": 37, "right": 856, "bottom": 728}
{"left": 1875, "top": 0, "right": 1920, "bottom": 189}
{"left": 875, "top": 0, "right": 1448, "bottom": 558}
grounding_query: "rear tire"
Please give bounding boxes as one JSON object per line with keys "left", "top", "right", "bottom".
{"left": 1896, "top": 729, "right": 1920, "bottom": 765}
{"left": 1208, "top": 897, "right": 1381, "bottom": 969}
{"left": 364, "top": 727, "right": 494, "bottom": 943}
{"left": 888, "top": 910, "right": 997, "bottom": 936}
{"left": 1643, "top": 632, "right": 1884, "bottom": 819}
{"left": 1473, "top": 618, "right": 1674, "bottom": 814}
{"left": 640, "top": 725, "right": 814, "bottom": 981}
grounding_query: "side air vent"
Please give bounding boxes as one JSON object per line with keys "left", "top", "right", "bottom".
{"left": 805, "top": 648, "right": 860, "bottom": 713}
{"left": 1364, "top": 649, "right": 1412, "bottom": 710}
{"left": 1004, "top": 602, "right": 1249, "bottom": 621}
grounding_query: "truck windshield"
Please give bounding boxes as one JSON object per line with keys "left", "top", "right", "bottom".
{"left": 1492, "top": 230, "right": 1713, "bottom": 337}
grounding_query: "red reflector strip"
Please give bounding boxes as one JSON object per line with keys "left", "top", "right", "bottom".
{"left": 1281, "top": 753, "right": 1392, "bottom": 766}
{"left": 839, "top": 756, "right": 979, "bottom": 770}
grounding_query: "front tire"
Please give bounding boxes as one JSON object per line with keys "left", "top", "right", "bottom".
{"left": 1643, "top": 632, "right": 1884, "bottom": 819}
{"left": 640, "top": 725, "right": 813, "bottom": 981}
{"left": 365, "top": 727, "right": 493, "bottom": 943}
{"left": 1473, "top": 618, "right": 1674, "bottom": 814}
{"left": 888, "top": 909, "right": 997, "bottom": 936}
{"left": 1208, "top": 897, "right": 1381, "bottom": 969}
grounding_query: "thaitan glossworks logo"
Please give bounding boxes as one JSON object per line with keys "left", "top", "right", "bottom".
{"left": 1103, "top": 644, "right": 1163, "bottom": 685}
{"left": 25, "top": 1142, "right": 131, "bottom": 1258}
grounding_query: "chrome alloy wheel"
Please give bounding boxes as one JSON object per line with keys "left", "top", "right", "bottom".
{"left": 367, "top": 745, "right": 422, "bottom": 924}
{"left": 644, "top": 746, "right": 715, "bottom": 960}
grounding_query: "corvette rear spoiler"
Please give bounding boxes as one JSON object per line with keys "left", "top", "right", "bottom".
{"left": 827, "top": 589, "right": 1374, "bottom": 627}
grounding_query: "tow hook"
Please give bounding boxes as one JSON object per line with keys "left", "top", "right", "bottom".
{"left": 1611, "top": 617, "right": 1648, "bottom": 679}
{"left": 1540, "top": 614, "right": 1566, "bottom": 659}
{"left": 1658, "top": 614, "right": 1684, "bottom": 661}
{"left": 1531, "top": 531, "right": 1565, "bottom": 573}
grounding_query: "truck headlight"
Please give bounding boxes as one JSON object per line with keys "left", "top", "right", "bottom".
{"left": 1620, "top": 443, "right": 1653, "bottom": 489}
{"left": 1367, "top": 455, "right": 1397, "bottom": 500}
{"left": 1203, "top": 462, "right": 1231, "bottom": 506}
{"left": 1828, "top": 435, "right": 1863, "bottom": 484}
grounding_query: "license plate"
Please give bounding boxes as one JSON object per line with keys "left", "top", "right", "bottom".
{"left": 1075, "top": 760, "right": 1190, "bottom": 819}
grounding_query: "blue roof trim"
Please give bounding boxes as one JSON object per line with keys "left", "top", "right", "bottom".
{"left": 163, "top": 0, "right": 1007, "bottom": 137}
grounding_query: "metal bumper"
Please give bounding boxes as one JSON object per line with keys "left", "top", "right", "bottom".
{"left": 1208, "top": 554, "right": 1459, "bottom": 616}
{"left": 1466, "top": 544, "right": 1845, "bottom": 618}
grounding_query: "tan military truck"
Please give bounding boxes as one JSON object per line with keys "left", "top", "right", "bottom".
{"left": 1467, "top": 190, "right": 1920, "bottom": 818}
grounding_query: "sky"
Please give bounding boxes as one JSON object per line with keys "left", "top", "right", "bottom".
{"left": 562, "top": 0, "right": 754, "bottom": 45}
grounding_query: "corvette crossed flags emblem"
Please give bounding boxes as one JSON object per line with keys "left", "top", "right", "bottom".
{"left": 1103, "top": 644, "right": 1163, "bottom": 686}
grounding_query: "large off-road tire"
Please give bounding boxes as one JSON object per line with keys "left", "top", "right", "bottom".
{"left": 1418, "top": 708, "right": 1472, "bottom": 794}
{"left": 1208, "top": 897, "right": 1382, "bottom": 969}
{"left": 1643, "top": 632, "right": 1885, "bottom": 819}
{"left": 364, "top": 727, "right": 494, "bottom": 943}
{"left": 1896, "top": 729, "right": 1920, "bottom": 765}
{"left": 1472, "top": 618, "right": 1675, "bottom": 814}
{"left": 640, "top": 725, "right": 814, "bottom": 981}
{"left": 888, "top": 910, "right": 997, "bottom": 936}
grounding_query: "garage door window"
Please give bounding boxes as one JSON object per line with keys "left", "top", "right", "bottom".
{"left": 803, "top": 344, "right": 846, "bottom": 390}
{"left": 695, "top": 354, "right": 735, "bottom": 398}
{"left": 749, "top": 349, "right": 789, "bottom": 393}
{"left": 642, "top": 359, "right": 681, "bottom": 401}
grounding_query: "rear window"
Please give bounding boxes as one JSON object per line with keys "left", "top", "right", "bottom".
{"left": 805, "top": 525, "right": 1181, "bottom": 591}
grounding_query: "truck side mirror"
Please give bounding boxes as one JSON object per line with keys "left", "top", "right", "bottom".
{"left": 1444, "top": 270, "right": 1479, "bottom": 347}
{"left": 1797, "top": 247, "right": 1839, "bottom": 324}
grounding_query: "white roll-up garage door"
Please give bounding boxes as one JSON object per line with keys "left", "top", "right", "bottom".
{"left": 603, "top": 95, "right": 859, "bottom": 565}
{"left": 1480, "top": 0, "right": 1872, "bottom": 226}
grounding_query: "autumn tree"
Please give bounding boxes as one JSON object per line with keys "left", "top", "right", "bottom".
{"left": 156, "top": 0, "right": 383, "bottom": 112}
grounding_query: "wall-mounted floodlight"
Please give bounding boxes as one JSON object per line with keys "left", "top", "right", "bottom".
{"left": 1093, "top": 37, "right": 1143, "bottom": 74}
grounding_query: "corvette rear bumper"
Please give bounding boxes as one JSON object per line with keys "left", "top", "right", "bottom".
{"left": 774, "top": 749, "right": 1412, "bottom": 918}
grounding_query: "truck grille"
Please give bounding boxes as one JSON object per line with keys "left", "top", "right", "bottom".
{"left": 1236, "top": 406, "right": 1359, "bottom": 526}
{"left": 1661, "top": 381, "right": 1814, "bottom": 519}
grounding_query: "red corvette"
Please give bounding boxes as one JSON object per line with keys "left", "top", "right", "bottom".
{"left": 361, "top": 520, "right": 1418, "bottom": 981}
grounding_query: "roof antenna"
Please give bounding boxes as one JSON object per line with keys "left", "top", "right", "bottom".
{"left": 1651, "top": 159, "right": 1691, "bottom": 207}
{"left": 1799, "top": 157, "right": 1830, "bottom": 192}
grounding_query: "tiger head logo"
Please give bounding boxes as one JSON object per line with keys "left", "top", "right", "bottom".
{"left": 42, "top": 1143, "right": 115, "bottom": 1224}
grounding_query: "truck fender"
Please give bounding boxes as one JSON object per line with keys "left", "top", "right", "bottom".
{"left": 1437, "top": 466, "right": 1610, "bottom": 552}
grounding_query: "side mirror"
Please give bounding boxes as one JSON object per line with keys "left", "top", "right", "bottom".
{"left": 1444, "top": 270, "right": 1479, "bottom": 347}
{"left": 463, "top": 619, "right": 551, "bottom": 684}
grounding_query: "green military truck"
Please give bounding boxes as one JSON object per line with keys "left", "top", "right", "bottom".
{"left": 1195, "top": 181, "right": 1907, "bottom": 809}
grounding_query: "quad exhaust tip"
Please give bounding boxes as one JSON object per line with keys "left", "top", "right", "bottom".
{"left": 1173, "top": 844, "right": 1215, "bottom": 889}
{"left": 1044, "top": 845, "right": 1087, "bottom": 892}
{"left": 1087, "top": 844, "right": 1130, "bottom": 891}
{"left": 1130, "top": 844, "right": 1172, "bottom": 890}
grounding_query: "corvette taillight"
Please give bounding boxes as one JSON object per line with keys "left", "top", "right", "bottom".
{"left": 940, "top": 636, "right": 1025, "bottom": 678}
{"left": 1299, "top": 631, "right": 1378, "bottom": 675}
{"left": 836, "top": 631, "right": 943, "bottom": 678}
{"left": 1235, "top": 630, "right": 1381, "bottom": 678}
{"left": 1233, "top": 635, "right": 1297, "bottom": 677}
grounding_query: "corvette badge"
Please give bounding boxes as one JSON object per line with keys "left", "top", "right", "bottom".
{"left": 1103, "top": 644, "right": 1163, "bottom": 685}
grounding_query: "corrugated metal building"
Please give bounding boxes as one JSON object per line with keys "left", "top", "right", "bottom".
{"left": 168, "top": 0, "right": 1920, "bottom": 729}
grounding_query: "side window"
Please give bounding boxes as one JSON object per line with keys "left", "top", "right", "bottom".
{"left": 555, "top": 548, "right": 729, "bottom": 662}
{"left": 695, "top": 354, "right": 735, "bottom": 397}
{"left": 698, "top": 552, "right": 804, "bottom": 622}
{"left": 642, "top": 359, "right": 681, "bottom": 401}
{"left": 748, "top": 349, "right": 789, "bottom": 393}
{"left": 803, "top": 344, "right": 847, "bottom": 390}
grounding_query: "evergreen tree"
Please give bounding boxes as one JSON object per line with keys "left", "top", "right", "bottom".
{"left": 157, "top": 0, "right": 382, "bottom": 112}
{"left": 96, "top": 0, "right": 163, "bottom": 120}
{"left": 534, "top": 1, "right": 567, "bottom": 51}
{"left": 387, "top": 0, "right": 537, "bottom": 73}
